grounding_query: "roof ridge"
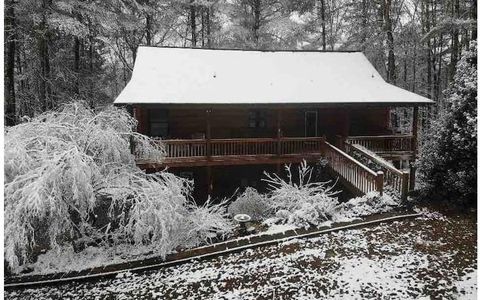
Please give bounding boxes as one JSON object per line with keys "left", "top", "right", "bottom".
{"left": 137, "top": 45, "right": 362, "bottom": 53}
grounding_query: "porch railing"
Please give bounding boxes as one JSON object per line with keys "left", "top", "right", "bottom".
{"left": 346, "top": 143, "right": 409, "bottom": 200}
{"left": 159, "top": 137, "right": 325, "bottom": 158}
{"left": 163, "top": 139, "right": 207, "bottom": 158}
{"left": 323, "top": 141, "right": 384, "bottom": 195}
{"left": 152, "top": 137, "right": 389, "bottom": 197}
{"left": 345, "top": 135, "right": 413, "bottom": 153}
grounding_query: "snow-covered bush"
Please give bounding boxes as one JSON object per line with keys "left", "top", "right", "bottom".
{"left": 184, "top": 199, "right": 234, "bottom": 246}
{"left": 332, "top": 192, "right": 399, "bottom": 222}
{"left": 417, "top": 42, "right": 477, "bottom": 207}
{"left": 262, "top": 161, "right": 341, "bottom": 227}
{"left": 4, "top": 102, "right": 233, "bottom": 273}
{"left": 227, "top": 187, "right": 271, "bottom": 221}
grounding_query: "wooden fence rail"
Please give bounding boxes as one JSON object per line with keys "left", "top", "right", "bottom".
{"left": 157, "top": 137, "right": 325, "bottom": 158}
{"left": 323, "top": 141, "right": 383, "bottom": 195}
{"left": 346, "top": 143, "right": 409, "bottom": 200}
{"left": 160, "top": 139, "right": 207, "bottom": 158}
{"left": 346, "top": 135, "right": 413, "bottom": 153}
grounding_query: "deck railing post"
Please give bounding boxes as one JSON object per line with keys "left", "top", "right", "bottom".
{"left": 321, "top": 135, "right": 327, "bottom": 155}
{"left": 409, "top": 106, "right": 419, "bottom": 190}
{"left": 206, "top": 108, "right": 212, "bottom": 159}
{"left": 401, "top": 171, "right": 409, "bottom": 202}
{"left": 375, "top": 171, "right": 384, "bottom": 196}
{"left": 276, "top": 108, "right": 282, "bottom": 156}
{"left": 335, "top": 135, "right": 346, "bottom": 150}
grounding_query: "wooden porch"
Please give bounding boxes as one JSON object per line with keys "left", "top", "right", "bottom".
{"left": 138, "top": 137, "right": 325, "bottom": 168}
{"left": 137, "top": 134, "right": 414, "bottom": 200}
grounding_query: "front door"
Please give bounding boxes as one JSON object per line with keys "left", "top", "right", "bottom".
{"left": 305, "top": 111, "right": 318, "bottom": 137}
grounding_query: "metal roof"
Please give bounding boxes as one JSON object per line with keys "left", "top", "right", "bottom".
{"left": 114, "top": 46, "right": 433, "bottom": 106}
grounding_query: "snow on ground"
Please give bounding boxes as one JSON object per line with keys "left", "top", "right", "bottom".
{"left": 6, "top": 210, "right": 476, "bottom": 300}
{"left": 21, "top": 243, "right": 172, "bottom": 276}
{"left": 454, "top": 270, "right": 477, "bottom": 299}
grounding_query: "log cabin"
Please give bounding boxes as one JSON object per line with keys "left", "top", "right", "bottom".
{"left": 114, "top": 46, "right": 433, "bottom": 201}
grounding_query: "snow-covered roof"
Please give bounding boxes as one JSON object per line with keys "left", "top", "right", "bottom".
{"left": 114, "top": 47, "right": 433, "bottom": 106}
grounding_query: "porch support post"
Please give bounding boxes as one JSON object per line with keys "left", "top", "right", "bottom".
{"left": 206, "top": 108, "right": 212, "bottom": 198}
{"left": 276, "top": 108, "right": 282, "bottom": 174}
{"left": 343, "top": 108, "right": 350, "bottom": 137}
{"left": 207, "top": 166, "right": 213, "bottom": 198}
{"left": 409, "top": 106, "right": 419, "bottom": 190}
{"left": 206, "top": 108, "right": 212, "bottom": 158}
{"left": 276, "top": 108, "right": 282, "bottom": 154}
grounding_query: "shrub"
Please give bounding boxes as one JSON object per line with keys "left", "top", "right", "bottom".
{"left": 4, "top": 102, "right": 232, "bottom": 273}
{"left": 184, "top": 198, "right": 234, "bottom": 247}
{"left": 332, "top": 192, "right": 398, "bottom": 222}
{"left": 262, "top": 161, "right": 341, "bottom": 227}
{"left": 227, "top": 187, "right": 270, "bottom": 221}
{"left": 417, "top": 42, "right": 477, "bottom": 207}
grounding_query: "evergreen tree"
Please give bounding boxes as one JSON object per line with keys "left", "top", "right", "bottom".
{"left": 417, "top": 41, "right": 477, "bottom": 207}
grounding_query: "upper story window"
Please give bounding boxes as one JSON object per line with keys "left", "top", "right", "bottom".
{"left": 149, "top": 109, "right": 169, "bottom": 138}
{"left": 248, "top": 110, "right": 267, "bottom": 128}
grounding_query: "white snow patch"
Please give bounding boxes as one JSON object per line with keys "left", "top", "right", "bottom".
{"left": 454, "top": 270, "right": 477, "bottom": 299}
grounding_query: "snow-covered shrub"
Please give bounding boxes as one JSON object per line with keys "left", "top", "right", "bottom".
{"left": 4, "top": 101, "right": 232, "bottom": 273}
{"left": 227, "top": 187, "right": 271, "bottom": 221}
{"left": 417, "top": 42, "right": 477, "bottom": 207}
{"left": 332, "top": 192, "right": 399, "bottom": 222}
{"left": 184, "top": 199, "right": 234, "bottom": 246}
{"left": 262, "top": 161, "right": 341, "bottom": 227}
{"left": 4, "top": 102, "right": 159, "bottom": 270}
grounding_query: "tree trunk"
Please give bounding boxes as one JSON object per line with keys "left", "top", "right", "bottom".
{"left": 471, "top": 0, "right": 477, "bottom": 41}
{"left": 423, "top": 0, "right": 432, "bottom": 99}
{"left": 434, "top": 34, "right": 444, "bottom": 106}
{"left": 201, "top": 8, "right": 205, "bottom": 47}
{"left": 5, "top": 0, "right": 16, "bottom": 126}
{"left": 449, "top": 0, "right": 459, "bottom": 82}
{"left": 146, "top": 13, "right": 152, "bottom": 46}
{"left": 190, "top": 1, "right": 197, "bottom": 47}
{"left": 412, "top": 44, "right": 417, "bottom": 92}
{"left": 319, "top": 0, "right": 326, "bottom": 50}
{"left": 361, "top": 0, "right": 367, "bottom": 51}
{"left": 383, "top": 0, "right": 395, "bottom": 83}
{"left": 206, "top": 6, "right": 212, "bottom": 47}
{"left": 74, "top": 36, "right": 80, "bottom": 95}
{"left": 89, "top": 26, "right": 94, "bottom": 109}
{"left": 252, "top": 0, "right": 261, "bottom": 46}
{"left": 38, "top": 0, "right": 52, "bottom": 112}
{"left": 403, "top": 49, "right": 408, "bottom": 88}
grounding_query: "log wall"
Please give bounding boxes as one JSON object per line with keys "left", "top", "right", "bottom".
{"left": 133, "top": 106, "right": 391, "bottom": 140}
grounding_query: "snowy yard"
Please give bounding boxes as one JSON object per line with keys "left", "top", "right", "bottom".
{"left": 6, "top": 209, "right": 476, "bottom": 299}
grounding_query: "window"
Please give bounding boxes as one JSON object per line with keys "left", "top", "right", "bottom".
{"left": 149, "top": 109, "right": 168, "bottom": 138}
{"left": 248, "top": 110, "right": 267, "bottom": 128}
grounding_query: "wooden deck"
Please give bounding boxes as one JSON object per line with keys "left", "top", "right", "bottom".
{"left": 345, "top": 135, "right": 414, "bottom": 160}
{"left": 137, "top": 135, "right": 413, "bottom": 199}
{"left": 137, "top": 137, "right": 325, "bottom": 168}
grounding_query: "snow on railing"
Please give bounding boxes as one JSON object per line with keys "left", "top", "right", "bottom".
{"left": 160, "top": 139, "right": 207, "bottom": 158}
{"left": 345, "top": 135, "right": 413, "bottom": 153}
{"left": 323, "top": 141, "right": 383, "bottom": 195}
{"left": 158, "top": 137, "right": 325, "bottom": 158}
{"left": 346, "top": 143, "right": 409, "bottom": 201}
